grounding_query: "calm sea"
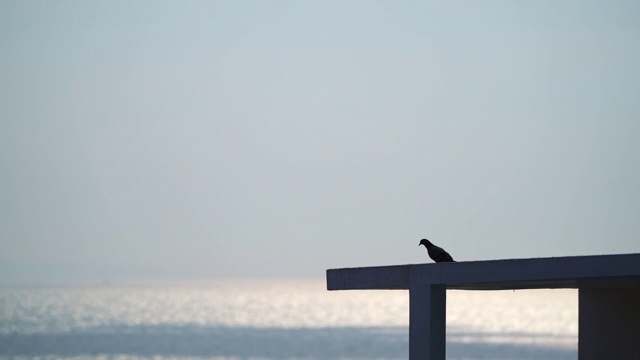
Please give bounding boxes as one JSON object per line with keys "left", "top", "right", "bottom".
{"left": 0, "top": 279, "right": 577, "bottom": 360}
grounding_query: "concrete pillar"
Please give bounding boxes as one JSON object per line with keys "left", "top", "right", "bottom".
{"left": 409, "top": 285, "right": 446, "bottom": 360}
{"left": 578, "top": 287, "right": 640, "bottom": 360}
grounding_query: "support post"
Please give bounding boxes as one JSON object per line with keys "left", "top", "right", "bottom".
{"left": 578, "top": 287, "right": 640, "bottom": 360}
{"left": 409, "top": 285, "right": 446, "bottom": 360}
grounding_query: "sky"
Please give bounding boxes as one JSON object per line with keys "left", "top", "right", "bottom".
{"left": 1, "top": 1, "right": 639, "bottom": 282}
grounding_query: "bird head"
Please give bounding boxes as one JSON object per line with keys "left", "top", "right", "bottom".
{"left": 419, "top": 239, "right": 432, "bottom": 247}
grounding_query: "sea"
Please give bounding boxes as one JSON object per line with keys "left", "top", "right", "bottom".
{"left": 0, "top": 279, "right": 578, "bottom": 360}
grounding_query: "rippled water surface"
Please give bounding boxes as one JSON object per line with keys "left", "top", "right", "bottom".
{"left": 0, "top": 279, "right": 577, "bottom": 359}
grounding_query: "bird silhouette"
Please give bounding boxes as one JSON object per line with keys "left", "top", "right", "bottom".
{"left": 419, "top": 239, "right": 455, "bottom": 263}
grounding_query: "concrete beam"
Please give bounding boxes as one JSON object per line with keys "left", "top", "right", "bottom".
{"left": 327, "top": 253, "right": 640, "bottom": 291}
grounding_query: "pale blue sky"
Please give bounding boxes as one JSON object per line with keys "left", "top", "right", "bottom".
{"left": 1, "top": 1, "right": 639, "bottom": 281}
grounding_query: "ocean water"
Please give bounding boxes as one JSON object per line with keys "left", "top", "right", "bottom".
{"left": 0, "top": 279, "right": 577, "bottom": 360}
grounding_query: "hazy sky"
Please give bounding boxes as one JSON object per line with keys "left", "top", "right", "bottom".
{"left": 2, "top": 1, "right": 639, "bottom": 281}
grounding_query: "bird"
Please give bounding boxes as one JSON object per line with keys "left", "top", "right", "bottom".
{"left": 419, "top": 238, "right": 455, "bottom": 263}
